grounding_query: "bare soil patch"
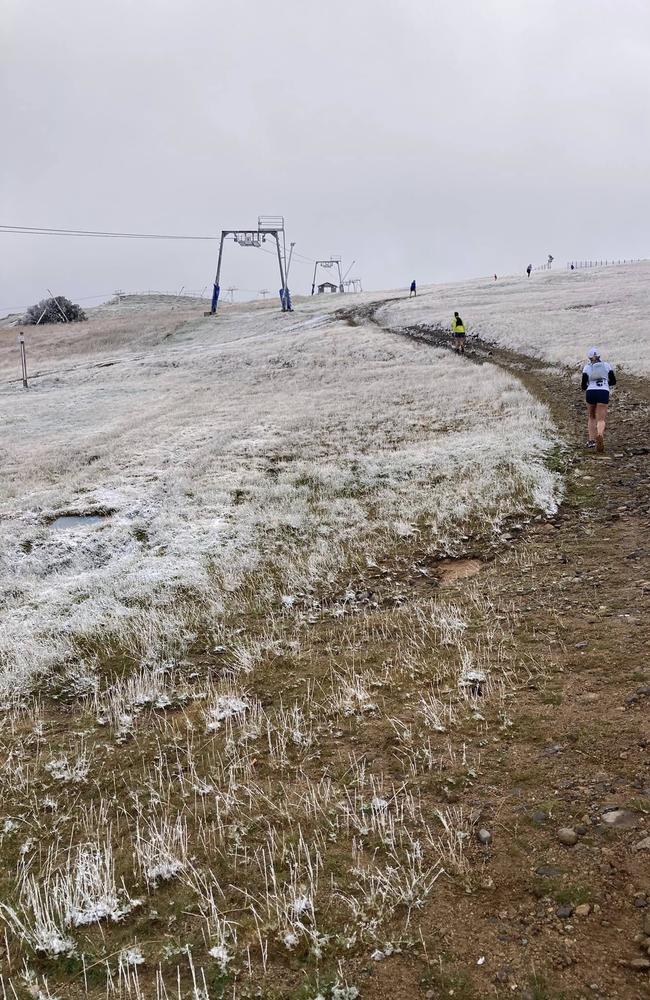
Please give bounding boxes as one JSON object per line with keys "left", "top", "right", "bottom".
{"left": 437, "top": 558, "right": 483, "bottom": 588}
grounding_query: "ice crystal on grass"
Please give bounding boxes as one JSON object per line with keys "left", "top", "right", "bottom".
{"left": 331, "top": 986, "right": 360, "bottom": 1000}
{"left": 327, "top": 667, "right": 378, "bottom": 717}
{"left": 59, "top": 841, "right": 139, "bottom": 927}
{"left": 45, "top": 748, "right": 91, "bottom": 783}
{"left": 0, "top": 878, "right": 75, "bottom": 958}
{"left": 204, "top": 692, "right": 249, "bottom": 731}
{"left": 208, "top": 943, "right": 232, "bottom": 970}
{"left": 1, "top": 838, "right": 138, "bottom": 960}
{"left": 291, "top": 893, "right": 313, "bottom": 918}
{"left": 342, "top": 839, "right": 441, "bottom": 931}
{"left": 419, "top": 689, "right": 456, "bottom": 732}
{"left": 136, "top": 813, "right": 189, "bottom": 885}
{"left": 19, "top": 966, "right": 63, "bottom": 1000}
{"left": 119, "top": 945, "right": 145, "bottom": 966}
{"left": 429, "top": 806, "right": 475, "bottom": 875}
{"left": 282, "top": 929, "right": 299, "bottom": 950}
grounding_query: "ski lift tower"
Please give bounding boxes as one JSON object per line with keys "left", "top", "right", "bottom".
{"left": 311, "top": 256, "right": 344, "bottom": 295}
{"left": 208, "top": 215, "right": 291, "bottom": 314}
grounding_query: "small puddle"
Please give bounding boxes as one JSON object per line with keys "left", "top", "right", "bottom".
{"left": 437, "top": 558, "right": 482, "bottom": 588}
{"left": 50, "top": 514, "right": 108, "bottom": 530}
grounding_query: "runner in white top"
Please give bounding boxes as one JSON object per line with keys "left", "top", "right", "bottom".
{"left": 581, "top": 347, "right": 616, "bottom": 453}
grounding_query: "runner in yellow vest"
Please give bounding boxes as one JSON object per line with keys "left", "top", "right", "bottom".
{"left": 451, "top": 311, "right": 466, "bottom": 354}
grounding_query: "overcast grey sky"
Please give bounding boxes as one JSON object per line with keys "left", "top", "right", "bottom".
{"left": 2, "top": 0, "right": 649, "bottom": 311}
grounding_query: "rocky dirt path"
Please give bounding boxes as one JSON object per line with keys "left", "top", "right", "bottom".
{"left": 370, "top": 314, "right": 650, "bottom": 997}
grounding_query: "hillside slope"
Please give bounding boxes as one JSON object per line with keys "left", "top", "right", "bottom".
{"left": 378, "top": 261, "right": 650, "bottom": 374}
{"left": 0, "top": 295, "right": 556, "bottom": 696}
{"left": 0, "top": 273, "right": 648, "bottom": 998}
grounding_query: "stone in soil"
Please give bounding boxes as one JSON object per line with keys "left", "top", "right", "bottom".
{"left": 601, "top": 808, "right": 639, "bottom": 829}
{"left": 536, "top": 865, "right": 564, "bottom": 877}
{"left": 628, "top": 957, "right": 650, "bottom": 971}
{"left": 557, "top": 827, "right": 579, "bottom": 846}
{"left": 575, "top": 903, "right": 591, "bottom": 917}
{"left": 633, "top": 836, "right": 650, "bottom": 852}
{"left": 477, "top": 828, "right": 492, "bottom": 845}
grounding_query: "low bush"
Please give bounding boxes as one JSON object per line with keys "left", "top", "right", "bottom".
{"left": 24, "top": 295, "right": 87, "bottom": 324}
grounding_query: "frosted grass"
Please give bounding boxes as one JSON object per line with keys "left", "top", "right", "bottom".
{"left": 377, "top": 260, "right": 650, "bottom": 374}
{"left": 0, "top": 297, "right": 558, "bottom": 697}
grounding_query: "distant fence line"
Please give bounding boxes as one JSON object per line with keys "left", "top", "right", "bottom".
{"left": 113, "top": 288, "right": 209, "bottom": 300}
{"left": 566, "top": 258, "right": 646, "bottom": 270}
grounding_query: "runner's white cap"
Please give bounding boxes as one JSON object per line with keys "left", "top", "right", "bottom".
{"left": 587, "top": 346, "right": 600, "bottom": 359}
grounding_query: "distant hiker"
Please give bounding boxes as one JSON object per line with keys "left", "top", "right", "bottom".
{"left": 410, "top": 279, "right": 417, "bottom": 297}
{"left": 582, "top": 347, "right": 616, "bottom": 453}
{"left": 570, "top": 263, "right": 575, "bottom": 271}
{"left": 494, "top": 273, "right": 498, "bottom": 281}
{"left": 451, "top": 311, "right": 466, "bottom": 354}
{"left": 526, "top": 264, "right": 532, "bottom": 278}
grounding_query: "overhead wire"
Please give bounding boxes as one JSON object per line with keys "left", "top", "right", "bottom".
{"left": 0, "top": 224, "right": 355, "bottom": 302}
{"left": 1, "top": 224, "right": 322, "bottom": 264}
{"left": 0, "top": 224, "right": 218, "bottom": 240}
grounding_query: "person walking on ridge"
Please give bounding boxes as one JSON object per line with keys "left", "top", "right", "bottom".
{"left": 526, "top": 264, "right": 532, "bottom": 278}
{"left": 451, "top": 311, "right": 466, "bottom": 354}
{"left": 410, "top": 279, "right": 417, "bottom": 297}
{"left": 582, "top": 346, "right": 616, "bottom": 453}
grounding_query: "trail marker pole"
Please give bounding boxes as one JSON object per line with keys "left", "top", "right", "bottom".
{"left": 19, "top": 332, "right": 28, "bottom": 389}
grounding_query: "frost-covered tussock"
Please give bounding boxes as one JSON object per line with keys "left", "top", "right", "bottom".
{"left": 0, "top": 838, "right": 140, "bottom": 956}
{"left": 0, "top": 296, "right": 558, "bottom": 695}
{"left": 204, "top": 690, "right": 250, "bottom": 731}
{"left": 135, "top": 812, "right": 189, "bottom": 885}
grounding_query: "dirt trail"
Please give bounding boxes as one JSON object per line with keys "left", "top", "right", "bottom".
{"left": 368, "top": 314, "right": 650, "bottom": 996}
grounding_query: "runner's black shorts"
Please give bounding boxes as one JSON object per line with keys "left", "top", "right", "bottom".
{"left": 453, "top": 332, "right": 466, "bottom": 339}
{"left": 585, "top": 389, "right": 609, "bottom": 404}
